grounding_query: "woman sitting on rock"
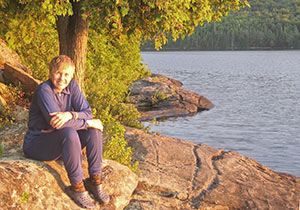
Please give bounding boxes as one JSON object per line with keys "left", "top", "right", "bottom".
{"left": 23, "top": 55, "right": 109, "bottom": 209}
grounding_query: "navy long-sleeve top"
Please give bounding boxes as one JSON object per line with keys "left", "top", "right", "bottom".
{"left": 24, "top": 79, "right": 93, "bottom": 143}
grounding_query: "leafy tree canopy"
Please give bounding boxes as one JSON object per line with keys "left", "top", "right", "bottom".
{"left": 0, "top": 0, "right": 249, "bottom": 49}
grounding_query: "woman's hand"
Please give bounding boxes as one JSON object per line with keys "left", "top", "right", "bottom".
{"left": 87, "top": 119, "right": 103, "bottom": 131}
{"left": 49, "top": 112, "right": 73, "bottom": 129}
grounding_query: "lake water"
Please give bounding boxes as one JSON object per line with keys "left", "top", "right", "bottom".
{"left": 141, "top": 50, "right": 300, "bottom": 177}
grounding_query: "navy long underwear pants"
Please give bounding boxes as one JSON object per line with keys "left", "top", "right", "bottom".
{"left": 23, "top": 127, "right": 103, "bottom": 185}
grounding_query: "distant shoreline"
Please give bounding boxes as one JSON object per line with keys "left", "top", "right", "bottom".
{"left": 140, "top": 47, "right": 300, "bottom": 52}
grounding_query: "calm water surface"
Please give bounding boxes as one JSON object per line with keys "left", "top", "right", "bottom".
{"left": 141, "top": 51, "right": 300, "bottom": 177}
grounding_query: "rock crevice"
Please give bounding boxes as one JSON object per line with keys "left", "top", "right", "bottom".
{"left": 125, "top": 127, "right": 300, "bottom": 210}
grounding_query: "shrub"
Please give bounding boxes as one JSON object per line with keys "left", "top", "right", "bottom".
{"left": 1, "top": 8, "right": 58, "bottom": 81}
{"left": 151, "top": 90, "right": 170, "bottom": 105}
{"left": 85, "top": 28, "right": 149, "bottom": 171}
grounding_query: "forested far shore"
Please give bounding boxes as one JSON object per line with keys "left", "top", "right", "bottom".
{"left": 141, "top": 0, "right": 300, "bottom": 50}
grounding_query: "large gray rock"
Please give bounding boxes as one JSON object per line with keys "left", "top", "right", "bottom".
{"left": 124, "top": 127, "right": 300, "bottom": 210}
{"left": 0, "top": 157, "right": 138, "bottom": 210}
{"left": 0, "top": 123, "right": 139, "bottom": 210}
{"left": 129, "top": 74, "right": 213, "bottom": 121}
{"left": 0, "top": 157, "right": 82, "bottom": 210}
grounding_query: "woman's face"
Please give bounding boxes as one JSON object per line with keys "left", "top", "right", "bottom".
{"left": 49, "top": 65, "right": 74, "bottom": 93}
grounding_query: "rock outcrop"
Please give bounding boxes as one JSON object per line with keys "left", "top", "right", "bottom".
{"left": 128, "top": 74, "right": 214, "bottom": 121}
{"left": 124, "top": 127, "right": 300, "bottom": 210}
{"left": 0, "top": 157, "right": 138, "bottom": 210}
{"left": 0, "top": 38, "right": 41, "bottom": 93}
{"left": 0, "top": 123, "right": 139, "bottom": 210}
{"left": 3, "top": 63, "right": 41, "bottom": 93}
{"left": 1, "top": 123, "right": 299, "bottom": 210}
{"left": 0, "top": 38, "right": 30, "bottom": 73}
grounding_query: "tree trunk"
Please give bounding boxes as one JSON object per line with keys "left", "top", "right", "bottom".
{"left": 56, "top": 0, "right": 88, "bottom": 93}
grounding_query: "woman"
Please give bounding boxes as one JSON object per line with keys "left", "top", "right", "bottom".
{"left": 23, "top": 55, "right": 109, "bottom": 209}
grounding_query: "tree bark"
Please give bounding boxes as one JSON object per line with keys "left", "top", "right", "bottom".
{"left": 56, "top": 0, "right": 88, "bottom": 93}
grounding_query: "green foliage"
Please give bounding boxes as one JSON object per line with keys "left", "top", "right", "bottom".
{"left": 0, "top": 1, "right": 58, "bottom": 81}
{"left": 151, "top": 90, "right": 170, "bottom": 105}
{"left": 142, "top": 118, "right": 161, "bottom": 136}
{"left": 111, "top": 103, "right": 144, "bottom": 129}
{"left": 86, "top": 28, "right": 149, "bottom": 127}
{"left": 20, "top": 192, "right": 29, "bottom": 204}
{"left": 84, "top": 28, "right": 148, "bottom": 171}
{"left": 142, "top": 0, "right": 300, "bottom": 50}
{"left": 83, "top": 0, "right": 249, "bottom": 49}
{"left": 101, "top": 108, "right": 139, "bottom": 173}
{"left": 1, "top": 0, "right": 248, "bottom": 51}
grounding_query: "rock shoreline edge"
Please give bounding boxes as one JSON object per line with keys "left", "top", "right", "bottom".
{"left": 128, "top": 73, "right": 214, "bottom": 121}
{"left": 1, "top": 123, "right": 299, "bottom": 210}
{"left": 124, "top": 127, "right": 300, "bottom": 210}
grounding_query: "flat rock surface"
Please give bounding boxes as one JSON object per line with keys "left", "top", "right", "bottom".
{"left": 124, "top": 127, "right": 300, "bottom": 210}
{"left": 128, "top": 74, "right": 214, "bottom": 121}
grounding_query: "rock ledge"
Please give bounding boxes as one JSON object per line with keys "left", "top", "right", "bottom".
{"left": 124, "top": 127, "right": 300, "bottom": 210}
{"left": 129, "top": 74, "right": 214, "bottom": 121}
